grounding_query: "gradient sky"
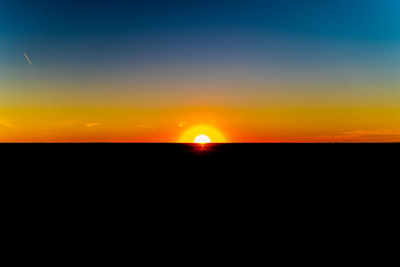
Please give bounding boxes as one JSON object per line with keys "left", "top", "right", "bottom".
{"left": 1, "top": 0, "right": 399, "bottom": 142}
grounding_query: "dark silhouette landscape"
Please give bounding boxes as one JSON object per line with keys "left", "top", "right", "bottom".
{"left": 3, "top": 143, "right": 397, "bottom": 249}
{"left": 3, "top": 143, "right": 397, "bottom": 193}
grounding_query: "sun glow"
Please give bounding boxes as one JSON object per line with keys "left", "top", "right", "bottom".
{"left": 179, "top": 125, "right": 226, "bottom": 143}
{"left": 194, "top": 134, "right": 211, "bottom": 144}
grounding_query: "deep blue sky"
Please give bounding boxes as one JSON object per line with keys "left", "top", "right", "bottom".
{"left": 2, "top": 0, "right": 399, "bottom": 40}
{"left": 1, "top": 0, "right": 399, "bottom": 84}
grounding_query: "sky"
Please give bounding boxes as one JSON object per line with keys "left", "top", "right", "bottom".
{"left": 0, "top": 0, "right": 399, "bottom": 142}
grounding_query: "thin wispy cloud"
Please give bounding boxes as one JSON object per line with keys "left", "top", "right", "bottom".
{"left": 56, "top": 120, "right": 78, "bottom": 127}
{"left": 341, "top": 130, "right": 397, "bottom": 136}
{"left": 85, "top": 122, "right": 101, "bottom": 128}
{"left": 178, "top": 121, "right": 187, "bottom": 128}
{"left": 139, "top": 124, "right": 155, "bottom": 130}
{"left": 0, "top": 120, "right": 15, "bottom": 129}
{"left": 339, "top": 130, "right": 400, "bottom": 142}
{"left": 307, "top": 130, "right": 400, "bottom": 142}
{"left": 24, "top": 52, "right": 33, "bottom": 68}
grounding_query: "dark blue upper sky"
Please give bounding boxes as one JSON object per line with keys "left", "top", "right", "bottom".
{"left": 2, "top": 0, "right": 399, "bottom": 39}
{"left": 1, "top": 0, "right": 399, "bottom": 81}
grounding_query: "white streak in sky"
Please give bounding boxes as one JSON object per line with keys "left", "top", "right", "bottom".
{"left": 24, "top": 52, "right": 33, "bottom": 67}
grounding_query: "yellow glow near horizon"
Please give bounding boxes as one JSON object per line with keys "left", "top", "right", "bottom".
{"left": 1, "top": 105, "right": 400, "bottom": 143}
{"left": 180, "top": 125, "right": 226, "bottom": 143}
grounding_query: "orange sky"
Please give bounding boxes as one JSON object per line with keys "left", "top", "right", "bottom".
{"left": 1, "top": 76, "right": 400, "bottom": 142}
{"left": 1, "top": 104, "right": 400, "bottom": 142}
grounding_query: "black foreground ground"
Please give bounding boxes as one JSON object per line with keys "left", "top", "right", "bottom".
{"left": 2, "top": 143, "right": 397, "bottom": 191}
{"left": 2, "top": 143, "right": 397, "bottom": 258}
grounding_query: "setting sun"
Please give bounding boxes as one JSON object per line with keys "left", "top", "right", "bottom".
{"left": 194, "top": 135, "right": 211, "bottom": 144}
{"left": 180, "top": 125, "right": 226, "bottom": 143}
